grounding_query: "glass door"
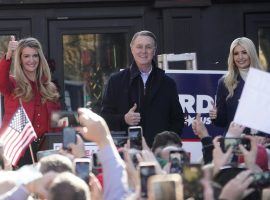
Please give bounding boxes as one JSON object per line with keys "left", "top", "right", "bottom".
{"left": 49, "top": 18, "right": 141, "bottom": 113}
{"left": 245, "top": 13, "right": 270, "bottom": 71}
{"left": 62, "top": 33, "right": 127, "bottom": 112}
{"left": 258, "top": 28, "right": 270, "bottom": 70}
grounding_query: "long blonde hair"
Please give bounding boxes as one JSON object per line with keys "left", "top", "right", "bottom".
{"left": 224, "top": 37, "right": 267, "bottom": 99}
{"left": 13, "top": 37, "right": 59, "bottom": 103}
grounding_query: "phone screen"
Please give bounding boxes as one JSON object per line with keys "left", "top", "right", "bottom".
{"left": 63, "top": 127, "right": 77, "bottom": 149}
{"left": 220, "top": 137, "right": 251, "bottom": 154}
{"left": 183, "top": 164, "right": 203, "bottom": 199}
{"left": 140, "top": 165, "right": 156, "bottom": 198}
{"left": 169, "top": 150, "right": 189, "bottom": 173}
{"left": 128, "top": 127, "right": 142, "bottom": 150}
{"left": 75, "top": 161, "right": 90, "bottom": 183}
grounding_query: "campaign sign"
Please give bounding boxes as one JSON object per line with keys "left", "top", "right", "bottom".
{"left": 53, "top": 142, "right": 98, "bottom": 158}
{"left": 166, "top": 70, "right": 226, "bottom": 140}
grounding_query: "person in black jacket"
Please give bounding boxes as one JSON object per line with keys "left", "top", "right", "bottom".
{"left": 209, "top": 37, "right": 267, "bottom": 132}
{"left": 101, "top": 30, "right": 184, "bottom": 146}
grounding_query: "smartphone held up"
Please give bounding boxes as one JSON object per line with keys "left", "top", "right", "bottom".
{"left": 139, "top": 162, "right": 156, "bottom": 198}
{"left": 219, "top": 137, "right": 251, "bottom": 155}
{"left": 128, "top": 126, "right": 143, "bottom": 150}
{"left": 74, "top": 158, "right": 91, "bottom": 183}
{"left": 169, "top": 150, "right": 190, "bottom": 174}
{"left": 63, "top": 127, "right": 77, "bottom": 150}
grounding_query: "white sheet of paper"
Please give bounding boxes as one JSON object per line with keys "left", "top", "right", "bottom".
{"left": 234, "top": 68, "right": 270, "bottom": 134}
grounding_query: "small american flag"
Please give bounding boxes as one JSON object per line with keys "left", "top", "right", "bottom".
{"left": 0, "top": 106, "right": 37, "bottom": 166}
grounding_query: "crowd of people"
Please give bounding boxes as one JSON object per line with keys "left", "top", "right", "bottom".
{"left": 0, "top": 107, "right": 269, "bottom": 200}
{"left": 0, "top": 30, "right": 269, "bottom": 200}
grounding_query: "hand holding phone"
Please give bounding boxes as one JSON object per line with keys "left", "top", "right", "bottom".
{"left": 128, "top": 126, "right": 143, "bottom": 150}
{"left": 74, "top": 158, "right": 91, "bottom": 183}
{"left": 219, "top": 137, "right": 251, "bottom": 155}
{"left": 169, "top": 150, "right": 189, "bottom": 174}
{"left": 139, "top": 162, "right": 156, "bottom": 198}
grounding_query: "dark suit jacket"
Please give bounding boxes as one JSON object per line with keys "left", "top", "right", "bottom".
{"left": 213, "top": 75, "right": 245, "bottom": 131}
{"left": 101, "top": 61, "right": 184, "bottom": 146}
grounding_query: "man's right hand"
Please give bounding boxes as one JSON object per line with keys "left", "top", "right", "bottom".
{"left": 6, "top": 35, "right": 18, "bottom": 60}
{"left": 124, "top": 103, "right": 141, "bottom": 126}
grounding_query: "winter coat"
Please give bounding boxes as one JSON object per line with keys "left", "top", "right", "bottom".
{"left": 101, "top": 61, "right": 184, "bottom": 146}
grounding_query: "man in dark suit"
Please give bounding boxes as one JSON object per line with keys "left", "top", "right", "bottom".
{"left": 101, "top": 30, "right": 184, "bottom": 146}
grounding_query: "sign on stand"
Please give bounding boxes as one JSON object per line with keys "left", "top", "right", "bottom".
{"left": 166, "top": 70, "right": 226, "bottom": 162}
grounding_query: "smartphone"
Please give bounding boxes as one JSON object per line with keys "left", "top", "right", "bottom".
{"left": 36, "top": 149, "right": 59, "bottom": 161}
{"left": 139, "top": 162, "right": 156, "bottom": 198}
{"left": 128, "top": 126, "right": 143, "bottom": 150}
{"left": 250, "top": 171, "right": 270, "bottom": 189}
{"left": 169, "top": 150, "right": 189, "bottom": 174}
{"left": 92, "top": 152, "right": 101, "bottom": 168}
{"left": 182, "top": 164, "right": 203, "bottom": 199}
{"left": 74, "top": 158, "right": 91, "bottom": 183}
{"left": 51, "top": 111, "right": 79, "bottom": 128}
{"left": 63, "top": 127, "right": 77, "bottom": 149}
{"left": 219, "top": 137, "right": 251, "bottom": 155}
{"left": 147, "top": 174, "right": 183, "bottom": 200}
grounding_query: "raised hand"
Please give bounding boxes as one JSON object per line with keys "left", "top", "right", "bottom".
{"left": 219, "top": 170, "right": 254, "bottom": 200}
{"left": 6, "top": 35, "right": 18, "bottom": 60}
{"left": 124, "top": 103, "right": 141, "bottom": 126}
{"left": 192, "top": 113, "right": 209, "bottom": 139}
{"left": 75, "top": 107, "right": 113, "bottom": 149}
{"left": 239, "top": 135, "right": 260, "bottom": 172}
{"left": 212, "top": 136, "right": 233, "bottom": 175}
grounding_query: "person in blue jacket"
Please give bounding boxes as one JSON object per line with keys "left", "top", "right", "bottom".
{"left": 209, "top": 37, "right": 267, "bottom": 132}
{"left": 101, "top": 30, "right": 184, "bottom": 146}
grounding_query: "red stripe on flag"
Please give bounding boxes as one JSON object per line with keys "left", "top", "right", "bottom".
{"left": 4, "top": 128, "right": 22, "bottom": 157}
{"left": 5, "top": 125, "right": 33, "bottom": 158}
{"left": 0, "top": 106, "right": 37, "bottom": 166}
{"left": 7, "top": 125, "right": 35, "bottom": 162}
{"left": 12, "top": 132, "right": 36, "bottom": 166}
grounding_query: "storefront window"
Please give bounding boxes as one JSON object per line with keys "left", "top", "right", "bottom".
{"left": 258, "top": 28, "right": 270, "bottom": 70}
{"left": 63, "top": 33, "right": 128, "bottom": 112}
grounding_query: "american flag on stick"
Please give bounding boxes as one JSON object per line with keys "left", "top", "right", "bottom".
{"left": 0, "top": 105, "right": 37, "bottom": 166}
